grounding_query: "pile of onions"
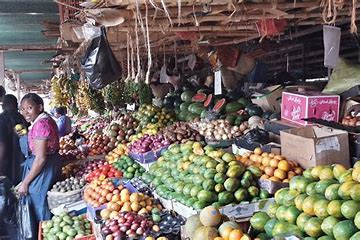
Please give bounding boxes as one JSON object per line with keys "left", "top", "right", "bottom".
{"left": 101, "top": 212, "right": 158, "bottom": 239}
{"left": 129, "top": 134, "right": 171, "bottom": 154}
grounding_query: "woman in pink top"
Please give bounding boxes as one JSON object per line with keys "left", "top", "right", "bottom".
{"left": 18, "top": 93, "right": 61, "bottom": 232}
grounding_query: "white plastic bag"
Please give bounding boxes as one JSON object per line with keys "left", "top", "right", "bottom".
{"left": 323, "top": 25, "right": 341, "bottom": 68}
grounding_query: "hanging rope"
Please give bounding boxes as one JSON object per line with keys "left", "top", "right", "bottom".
{"left": 351, "top": 0, "right": 358, "bottom": 34}
{"left": 178, "top": 0, "right": 182, "bottom": 26}
{"left": 161, "top": 0, "right": 173, "bottom": 27}
{"left": 126, "top": 31, "right": 131, "bottom": 80}
{"left": 133, "top": 8, "right": 141, "bottom": 83}
{"left": 320, "top": 0, "right": 344, "bottom": 25}
{"left": 130, "top": 33, "right": 135, "bottom": 80}
{"left": 145, "top": 1, "right": 152, "bottom": 84}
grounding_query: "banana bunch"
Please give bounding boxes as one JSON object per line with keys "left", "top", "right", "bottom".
{"left": 101, "top": 81, "right": 125, "bottom": 109}
{"left": 88, "top": 88, "right": 105, "bottom": 114}
{"left": 50, "top": 75, "right": 70, "bottom": 107}
{"left": 75, "top": 80, "right": 91, "bottom": 114}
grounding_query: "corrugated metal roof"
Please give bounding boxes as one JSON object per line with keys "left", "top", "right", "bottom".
{"left": 0, "top": 0, "right": 59, "bottom": 85}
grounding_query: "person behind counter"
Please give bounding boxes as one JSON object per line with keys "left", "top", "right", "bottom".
{"left": 18, "top": 93, "right": 61, "bottom": 234}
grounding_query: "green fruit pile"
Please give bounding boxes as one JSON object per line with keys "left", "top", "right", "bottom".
{"left": 133, "top": 104, "right": 175, "bottom": 131}
{"left": 142, "top": 141, "right": 268, "bottom": 210}
{"left": 41, "top": 212, "right": 92, "bottom": 240}
{"left": 112, "top": 155, "right": 145, "bottom": 179}
{"left": 250, "top": 162, "right": 360, "bottom": 240}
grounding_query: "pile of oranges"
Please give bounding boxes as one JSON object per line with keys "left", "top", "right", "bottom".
{"left": 237, "top": 147, "right": 303, "bottom": 183}
{"left": 105, "top": 143, "right": 128, "bottom": 164}
{"left": 83, "top": 179, "right": 162, "bottom": 220}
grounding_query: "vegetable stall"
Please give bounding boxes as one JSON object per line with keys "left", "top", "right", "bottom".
{"left": 1, "top": 0, "right": 360, "bottom": 240}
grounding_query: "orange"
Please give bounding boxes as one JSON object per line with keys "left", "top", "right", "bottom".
{"left": 268, "top": 153, "right": 275, "bottom": 158}
{"left": 283, "top": 179, "right": 290, "bottom": 183}
{"left": 261, "top": 152, "right": 269, "bottom": 157}
{"left": 261, "top": 157, "right": 272, "bottom": 167}
{"left": 260, "top": 174, "right": 269, "bottom": 179}
{"left": 250, "top": 154, "right": 258, "bottom": 162}
{"left": 229, "top": 229, "right": 243, "bottom": 240}
{"left": 274, "top": 155, "right": 283, "bottom": 160}
{"left": 270, "top": 159, "right": 280, "bottom": 168}
{"left": 254, "top": 147, "right": 262, "bottom": 155}
{"left": 220, "top": 226, "right": 233, "bottom": 239}
{"left": 259, "top": 165, "right": 265, "bottom": 171}
{"left": 264, "top": 166, "right": 275, "bottom": 176}
{"left": 274, "top": 169, "right": 287, "bottom": 180}
{"left": 278, "top": 160, "right": 291, "bottom": 172}
{"left": 256, "top": 155, "right": 263, "bottom": 164}
{"left": 269, "top": 176, "right": 281, "bottom": 182}
{"left": 294, "top": 167, "right": 303, "bottom": 175}
{"left": 288, "top": 171, "right": 296, "bottom": 179}
{"left": 214, "top": 237, "right": 224, "bottom": 240}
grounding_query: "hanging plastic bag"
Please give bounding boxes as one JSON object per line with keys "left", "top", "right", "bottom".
{"left": 323, "top": 25, "right": 341, "bottom": 68}
{"left": 323, "top": 58, "right": 360, "bottom": 94}
{"left": 81, "top": 27, "right": 122, "bottom": 90}
{"left": 17, "top": 196, "right": 35, "bottom": 239}
{"left": 0, "top": 177, "right": 17, "bottom": 224}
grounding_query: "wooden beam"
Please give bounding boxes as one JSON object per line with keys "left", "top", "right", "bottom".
{"left": 13, "top": 69, "right": 52, "bottom": 74}
{"left": 116, "top": 25, "right": 256, "bottom": 32}
{"left": 0, "top": 45, "right": 76, "bottom": 52}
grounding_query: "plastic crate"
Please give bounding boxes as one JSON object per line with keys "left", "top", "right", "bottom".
{"left": 39, "top": 215, "right": 95, "bottom": 240}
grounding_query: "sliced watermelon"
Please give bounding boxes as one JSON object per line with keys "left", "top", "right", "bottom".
{"left": 204, "top": 94, "right": 213, "bottom": 107}
{"left": 192, "top": 93, "right": 207, "bottom": 102}
{"left": 212, "top": 98, "right": 226, "bottom": 113}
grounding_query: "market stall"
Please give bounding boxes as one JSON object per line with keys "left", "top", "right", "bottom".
{"left": 0, "top": 0, "right": 360, "bottom": 240}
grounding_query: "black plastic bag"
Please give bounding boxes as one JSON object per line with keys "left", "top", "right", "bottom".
{"left": 0, "top": 177, "right": 17, "bottom": 224}
{"left": 81, "top": 27, "right": 122, "bottom": 89}
{"left": 17, "top": 197, "right": 35, "bottom": 239}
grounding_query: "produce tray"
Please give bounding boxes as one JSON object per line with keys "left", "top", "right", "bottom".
{"left": 51, "top": 200, "right": 87, "bottom": 216}
{"left": 153, "top": 192, "right": 174, "bottom": 211}
{"left": 205, "top": 139, "right": 234, "bottom": 148}
{"left": 86, "top": 204, "right": 106, "bottom": 222}
{"left": 303, "top": 118, "right": 360, "bottom": 133}
{"left": 258, "top": 179, "right": 289, "bottom": 194}
{"left": 39, "top": 216, "right": 96, "bottom": 240}
{"left": 219, "top": 198, "right": 275, "bottom": 220}
{"left": 129, "top": 145, "right": 170, "bottom": 164}
{"left": 172, "top": 198, "right": 274, "bottom": 220}
{"left": 172, "top": 201, "right": 197, "bottom": 218}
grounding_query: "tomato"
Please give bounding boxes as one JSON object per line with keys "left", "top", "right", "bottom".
{"left": 114, "top": 171, "right": 122, "bottom": 178}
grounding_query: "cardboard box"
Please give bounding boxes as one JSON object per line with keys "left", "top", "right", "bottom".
{"left": 281, "top": 91, "right": 340, "bottom": 125}
{"left": 281, "top": 126, "right": 350, "bottom": 169}
{"left": 251, "top": 85, "right": 284, "bottom": 112}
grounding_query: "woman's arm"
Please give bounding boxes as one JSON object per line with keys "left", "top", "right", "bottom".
{"left": 18, "top": 139, "right": 47, "bottom": 195}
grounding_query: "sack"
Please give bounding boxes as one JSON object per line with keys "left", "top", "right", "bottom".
{"left": 81, "top": 27, "right": 122, "bottom": 90}
{"left": 0, "top": 177, "right": 17, "bottom": 224}
{"left": 17, "top": 197, "right": 35, "bottom": 239}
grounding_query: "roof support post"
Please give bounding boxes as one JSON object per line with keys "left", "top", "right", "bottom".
{"left": 16, "top": 73, "right": 20, "bottom": 101}
{"left": 0, "top": 51, "right": 4, "bottom": 87}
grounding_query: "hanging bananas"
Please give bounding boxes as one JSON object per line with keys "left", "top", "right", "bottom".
{"left": 75, "top": 80, "right": 91, "bottom": 115}
{"left": 50, "top": 75, "right": 70, "bottom": 107}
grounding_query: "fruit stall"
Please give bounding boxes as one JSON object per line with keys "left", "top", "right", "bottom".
{"left": 1, "top": 1, "right": 360, "bottom": 240}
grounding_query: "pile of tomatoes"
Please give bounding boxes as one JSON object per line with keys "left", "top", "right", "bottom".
{"left": 86, "top": 163, "right": 123, "bottom": 182}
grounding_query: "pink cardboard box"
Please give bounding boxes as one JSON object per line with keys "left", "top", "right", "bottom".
{"left": 281, "top": 91, "right": 340, "bottom": 125}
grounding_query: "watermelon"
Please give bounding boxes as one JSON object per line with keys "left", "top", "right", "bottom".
{"left": 180, "top": 102, "right": 191, "bottom": 112}
{"left": 204, "top": 94, "right": 213, "bottom": 107}
{"left": 181, "top": 91, "right": 195, "bottom": 102}
{"left": 225, "top": 102, "right": 244, "bottom": 113}
{"left": 192, "top": 93, "right": 207, "bottom": 102}
{"left": 212, "top": 98, "right": 226, "bottom": 113}
{"left": 245, "top": 104, "right": 263, "bottom": 116}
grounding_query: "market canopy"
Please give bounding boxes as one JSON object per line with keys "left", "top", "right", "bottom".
{"left": 0, "top": 0, "right": 59, "bottom": 91}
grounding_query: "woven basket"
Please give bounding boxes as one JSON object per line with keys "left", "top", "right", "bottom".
{"left": 47, "top": 188, "right": 84, "bottom": 210}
